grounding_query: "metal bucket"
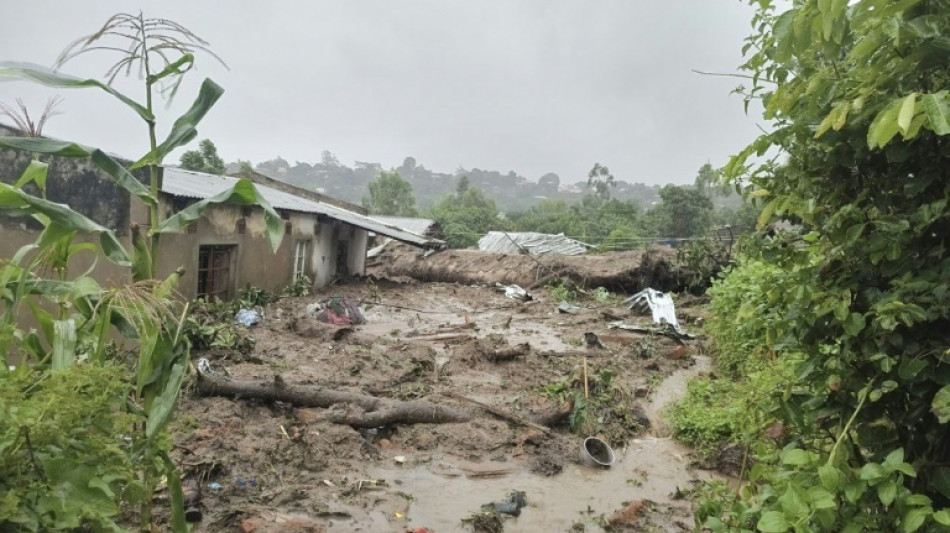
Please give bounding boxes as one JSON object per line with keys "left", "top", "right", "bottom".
{"left": 579, "top": 436, "right": 615, "bottom": 468}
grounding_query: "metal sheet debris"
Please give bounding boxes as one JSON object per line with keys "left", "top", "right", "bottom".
{"left": 623, "top": 288, "right": 681, "bottom": 332}
{"left": 478, "top": 231, "right": 592, "bottom": 256}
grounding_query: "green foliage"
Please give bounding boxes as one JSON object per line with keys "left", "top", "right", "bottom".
{"left": 705, "top": 257, "right": 786, "bottom": 375}
{"left": 654, "top": 185, "right": 714, "bottom": 239}
{"left": 587, "top": 162, "right": 616, "bottom": 201}
{"left": 542, "top": 367, "right": 644, "bottom": 446}
{"left": 363, "top": 170, "right": 417, "bottom": 216}
{"left": 179, "top": 138, "right": 226, "bottom": 175}
{"left": 0, "top": 363, "right": 139, "bottom": 532}
{"left": 692, "top": 0, "right": 950, "bottom": 530}
{"left": 427, "top": 185, "right": 513, "bottom": 248}
{"left": 668, "top": 377, "right": 745, "bottom": 452}
{"left": 675, "top": 239, "right": 733, "bottom": 294}
{"left": 548, "top": 279, "right": 577, "bottom": 303}
{"left": 511, "top": 198, "right": 641, "bottom": 249}
{"left": 284, "top": 275, "right": 313, "bottom": 298}
{"left": 183, "top": 298, "right": 255, "bottom": 353}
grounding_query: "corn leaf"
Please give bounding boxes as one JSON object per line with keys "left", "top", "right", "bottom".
{"left": 0, "top": 182, "right": 130, "bottom": 265}
{"left": 132, "top": 78, "right": 224, "bottom": 168}
{"left": 51, "top": 319, "right": 77, "bottom": 370}
{"left": 155, "top": 178, "right": 284, "bottom": 251}
{"left": 160, "top": 451, "right": 189, "bottom": 533}
{"left": 0, "top": 61, "right": 152, "bottom": 123}
{"left": 13, "top": 160, "right": 49, "bottom": 194}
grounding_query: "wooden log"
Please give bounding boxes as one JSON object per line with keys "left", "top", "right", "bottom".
{"left": 196, "top": 372, "right": 472, "bottom": 427}
{"left": 442, "top": 391, "right": 552, "bottom": 435}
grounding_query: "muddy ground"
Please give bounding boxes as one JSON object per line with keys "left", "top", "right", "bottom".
{"left": 170, "top": 279, "right": 721, "bottom": 532}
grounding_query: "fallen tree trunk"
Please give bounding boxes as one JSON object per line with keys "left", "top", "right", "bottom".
{"left": 196, "top": 373, "right": 472, "bottom": 427}
{"left": 442, "top": 391, "right": 553, "bottom": 435}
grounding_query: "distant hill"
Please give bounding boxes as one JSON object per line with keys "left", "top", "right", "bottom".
{"left": 230, "top": 154, "right": 665, "bottom": 213}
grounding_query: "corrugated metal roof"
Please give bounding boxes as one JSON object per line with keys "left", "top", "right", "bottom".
{"left": 478, "top": 231, "right": 592, "bottom": 256}
{"left": 161, "top": 168, "right": 443, "bottom": 249}
{"left": 369, "top": 216, "right": 438, "bottom": 236}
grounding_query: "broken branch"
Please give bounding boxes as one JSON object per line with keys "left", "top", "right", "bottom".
{"left": 196, "top": 372, "right": 472, "bottom": 427}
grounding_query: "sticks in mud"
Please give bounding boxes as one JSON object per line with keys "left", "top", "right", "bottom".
{"left": 441, "top": 391, "right": 554, "bottom": 435}
{"left": 195, "top": 372, "right": 473, "bottom": 428}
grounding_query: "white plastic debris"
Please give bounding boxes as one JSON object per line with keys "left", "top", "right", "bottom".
{"left": 197, "top": 358, "right": 212, "bottom": 375}
{"left": 623, "top": 288, "right": 681, "bottom": 332}
{"left": 496, "top": 283, "right": 532, "bottom": 300}
{"left": 234, "top": 308, "right": 261, "bottom": 327}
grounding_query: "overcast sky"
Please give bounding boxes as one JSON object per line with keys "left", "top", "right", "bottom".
{"left": 1, "top": 1, "right": 763, "bottom": 186}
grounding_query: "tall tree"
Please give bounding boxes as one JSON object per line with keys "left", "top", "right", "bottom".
{"left": 587, "top": 162, "right": 615, "bottom": 201}
{"left": 363, "top": 171, "right": 417, "bottom": 216}
{"left": 179, "top": 138, "right": 226, "bottom": 174}
{"left": 693, "top": 162, "right": 726, "bottom": 197}
{"left": 654, "top": 185, "right": 713, "bottom": 239}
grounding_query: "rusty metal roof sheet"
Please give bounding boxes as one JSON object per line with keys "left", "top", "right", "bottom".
{"left": 161, "top": 168, "right": 443, "bottom": 249}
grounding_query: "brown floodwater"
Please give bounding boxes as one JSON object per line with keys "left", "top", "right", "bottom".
{"left": 348, "top": 356, "right": 717, "bottom": 533}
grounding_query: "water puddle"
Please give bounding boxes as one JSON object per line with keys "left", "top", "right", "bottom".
{"left": 357, "top": 356, "right": 715, "bottom": 532}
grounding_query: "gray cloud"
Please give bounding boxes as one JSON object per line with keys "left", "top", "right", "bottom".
{"left": 0, "top": 1, "right": 764, "bottom": 185}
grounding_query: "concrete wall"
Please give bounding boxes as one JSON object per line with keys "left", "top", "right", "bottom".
{"left": 347, "top": 228, "right": 368, "bottom": 276}
{"left": 155, "top": 199, "right": 323, "bottom": 299}
{"left": 0, "top": 142, "right": 134, "bottom": 290}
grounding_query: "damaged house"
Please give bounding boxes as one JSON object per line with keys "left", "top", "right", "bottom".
{"left": 0, "top": 124, "right": 443, "bottom": 300}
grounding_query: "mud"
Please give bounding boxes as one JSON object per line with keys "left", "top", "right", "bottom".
{"left": 366, "top": 242, "right": 687, "bottom": 293}
{"left": 170, "top": 279, "right": 713, "bottom": 532}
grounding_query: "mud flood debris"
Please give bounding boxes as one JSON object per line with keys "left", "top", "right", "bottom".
{"left": 496, "top": 283, "right": 532, "bottom": 300}
{"left": 172, "top": 280, "right": 715, "bottom": 531}
{"left": 490, "top": 490, "right": 527, "bottom": 516}
{"left": 306, "top": 296, "right": 366, "bottom": 325}
{"left": 234, "top": 308, "right": 262, "bottom": 327}
{"left": 557, "top": 301, "right": 582, "bottom": 314}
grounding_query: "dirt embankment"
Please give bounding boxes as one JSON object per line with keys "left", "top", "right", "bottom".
{"left": 169, "top": 280, "right": 714, "bottom": 532}
{"left": 367, "top": 243, "right": 686, "bottom": 293}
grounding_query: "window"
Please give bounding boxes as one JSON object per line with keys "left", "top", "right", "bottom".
{"left": 197, "top": 245, "right": 235, "bottom": 301}
{"left": 293, "top": 240, "right": 310, "bottom": 281}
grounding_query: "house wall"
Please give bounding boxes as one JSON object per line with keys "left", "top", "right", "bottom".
{"left": 311, "top": 219, "right": 337, "bottom": 288}
{"left": 154, "top": 199, "right": 328, "bottom": 299}
{"left": 0, "top": 145, "right": 133, "bottom": 289}
{"left": 347, "top": 228, "right": 368, "bottom": 276}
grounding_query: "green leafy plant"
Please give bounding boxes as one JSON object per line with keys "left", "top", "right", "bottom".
{"left": 283, "top": 275, "right": 313, "bottom": 298}
{"left": 0, "top": 12, "right": 285, "bottom": 531}
{"left": 691, "top": 0, "right": 950, "bottom": 530}
{"left": 548, "top": 279, "right": 576, "bottom": 303}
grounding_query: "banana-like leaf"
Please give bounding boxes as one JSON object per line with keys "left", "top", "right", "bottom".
{"left": 132, "top": 78, "right": 224, "bottom": 168}
{"left": 155, "top": 178, "right": 285, "bottom": 251}
{"left": 0, "top": 137, "right": 156, "bottom": 206}
{"left": 0, "top": 182, "right": 130, "bottom": 265}
{"left": 0, "top": 61, "right": 153, "bottom": 123}
{"left": 51, "top": 319, "right": 77, "bottom": 370}
{"left": 14, "top": 160, "right": 49, "bottom": 194}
